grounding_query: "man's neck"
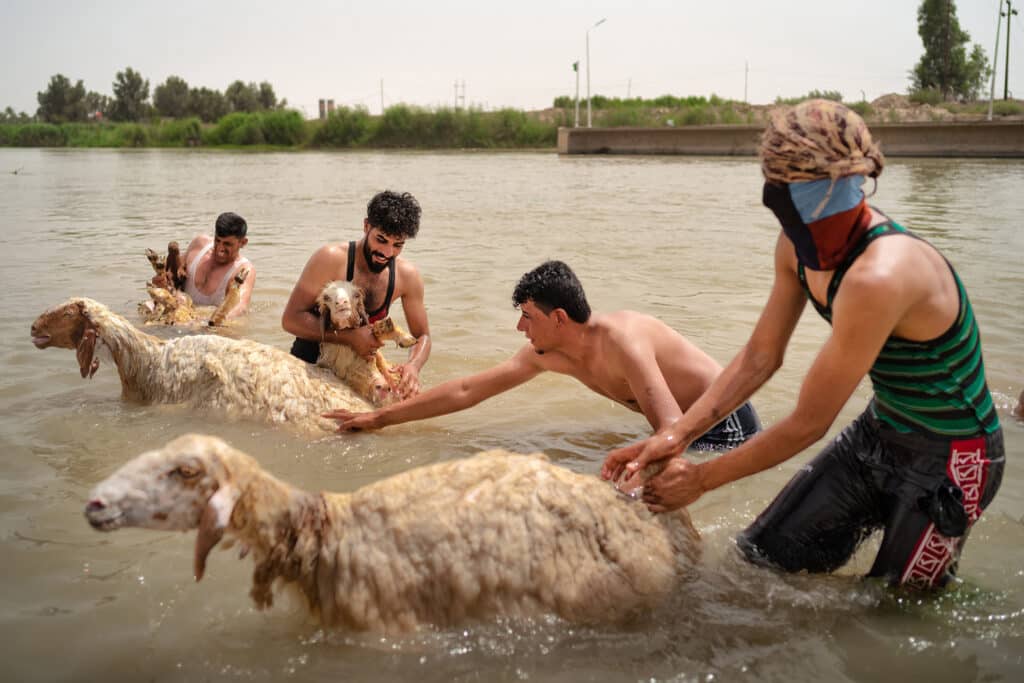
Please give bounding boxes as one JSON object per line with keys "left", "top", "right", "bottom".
{"left": 552, "top": 318, "right": 597, "bottom": 363}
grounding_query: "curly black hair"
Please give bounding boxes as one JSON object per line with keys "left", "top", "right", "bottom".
{"left": 366, "top": 190, "right": 421, "bottom": 239}
{"left": 512, "top": 260, "right": 591, "bottom": 323}
{"left": 214, "top": 212, "right": 248, "bottom": 238}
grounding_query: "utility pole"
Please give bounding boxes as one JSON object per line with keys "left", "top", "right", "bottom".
{"left": 460, "top": 80, "right": 466, "bottom": 109}
{"left": 572, "top": 61, "right": 580, "bottom": 127}
{"left": 586, "top": 17, "right": 606, "bottom": 128}
{"left": 989, "top": 0, "right": 1004, "bottom": 120}
{"left": 380, "top": 79, "right": 384, "bottom": 115}
{"left": 744, "top": 61, "right": 749, "bottom": 103}
{"left": 1004, "top": 0, "right": 1018, "bottom": 99}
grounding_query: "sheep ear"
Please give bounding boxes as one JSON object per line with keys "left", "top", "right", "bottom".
{"left": 354, "top": 292, "right": 368, "bottom": 326}
{"left": 76, "top": 327, "right": 99, "bottom": 379}
{"left": 194, "top": 484, "right": 239, "bottom": 582}
{"left": 319, "top": 306, "right": 331, "bottom": 339}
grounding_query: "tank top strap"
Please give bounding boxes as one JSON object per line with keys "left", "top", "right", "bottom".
{"left": 346, "top": 241, "right": 356, "bottom": 281}
{"left": 214, "top": 256, "right": 250, "bottom": 295}
{"left": 187, "top": 242, "right": 213, "bottom": 281}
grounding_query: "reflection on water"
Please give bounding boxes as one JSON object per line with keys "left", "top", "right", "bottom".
{"left": 0, "top": 148, "right": 1022, "bottom": 682}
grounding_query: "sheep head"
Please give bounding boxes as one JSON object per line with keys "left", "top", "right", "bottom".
{"left": 30, "top": 297, "right": 103, "bottom": 378}
{"left": 84, "top": 433, "right": 249, "bottom": 582}
{"left": 316, "top": 280, "right": 367, "bottom": 336}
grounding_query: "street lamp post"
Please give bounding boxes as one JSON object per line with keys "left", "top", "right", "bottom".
{"left": 586, "top": 17, "right": 606, "bottom": 128}
{"left": 573, "top": 61, "right": 580, "bottom": 127}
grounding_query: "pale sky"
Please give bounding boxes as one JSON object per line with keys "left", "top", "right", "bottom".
{"left": 2, "top": 1, "right": 1020, "bottom": 117}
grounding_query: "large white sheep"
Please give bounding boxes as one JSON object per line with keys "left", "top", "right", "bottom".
{"left": 314, "top": 280, "right": 417, "bottom": 406}
{"left": 30, "top": 297, "right": 371, "bottom": 432}
{"left": 84, "top": 433, "right": 701, "bottom": 632}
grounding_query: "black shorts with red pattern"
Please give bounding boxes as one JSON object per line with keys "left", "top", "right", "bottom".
{"left": 736, "top": 406, "right": 1005, "bottom": 588}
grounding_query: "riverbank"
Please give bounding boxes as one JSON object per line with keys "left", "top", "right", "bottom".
{"left": 3, "top": 94, "right": 1022, "bottom": 152}
{"left": 557, "top": 120, "right": 1024, "bottom": 157}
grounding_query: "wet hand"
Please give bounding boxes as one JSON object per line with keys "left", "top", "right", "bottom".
{"left": 602, "top": 429, "right": 689, "bottom": 487}
{"left": 642, "top": 458, "right": 704, "bottom": 512}
{"left": 392, "top": 364, "right": 421, "bottom": 400}
{"left": 348, "top": 326, "right": 384, "bottom": 360}
{"left": 322, "top": 408, "right": 381, "bottom": 432}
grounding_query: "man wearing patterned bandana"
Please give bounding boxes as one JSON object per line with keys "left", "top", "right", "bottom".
{"left": 603, "top": 99, "right": 1005, "bottom": 588}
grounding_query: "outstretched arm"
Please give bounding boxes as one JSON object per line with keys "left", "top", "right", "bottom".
{"left": 603, "top": 234, "right": 807, "bottom": 483}
{"left": 281, "top": 244, "right": 381, "bottom": 358}
{"left": 325, "top": 346, "right": 543, "bottom": 431}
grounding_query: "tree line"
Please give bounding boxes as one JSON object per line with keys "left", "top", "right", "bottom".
{"left": 0, "top": 68, "right": 286, "bottom": 124}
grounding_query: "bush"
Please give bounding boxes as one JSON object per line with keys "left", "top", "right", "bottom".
{"left": 909, "top": 88, "right": 944, "bottom": 105}
{"left": 311, "top": 106, "right": 371, "bottom": 147}
{"left": 204, "top": 112, "right": 256, "bottom": 145}
{"left": 62, "top": 123, "right": 122, "bottom": 146}
{"left": 260, "top": 109, "right": 305, "bottom": 145}
{"left": 848, "top": 101, "right": 874, "bottom": 117}
{"left": 373, "top": 104, "right": 434, "bottom": 147}
{"left": 681, "top": 105, "right": 716, "bottom": 126}
{"left": 117, "top": 124, "right": 149, "bottom": 147}
{"left": 14, "top": 123, "right": 65, "bottom": 146}
{"left": 155, "top": 117, "right": 202, "bottom": 146}
{"left": 992, "top": 100, "right": 1023, "bottom": 116}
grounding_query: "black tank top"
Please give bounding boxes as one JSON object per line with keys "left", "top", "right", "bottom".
{"left": 289, "top": 241, "right": 396, "bottom": 363}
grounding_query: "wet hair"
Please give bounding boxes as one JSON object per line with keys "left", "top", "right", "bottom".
{"left": 214, "top": 212, "right": 248, "bottom": 239}
{"left": 512, "top": 260, "right": 592, "bottom": 323}
{"left": 366, "top": 191, "right": 421, "bottom": 239}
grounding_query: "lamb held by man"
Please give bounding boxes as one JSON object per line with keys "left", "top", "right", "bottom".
{"left": 140, "top": 241, "right": 247, "bottom": 327}
{"left": 30, "top": 297, "right": 372, "bottom": 432}
{"left": 84, "top": 433, "right": 701, "bottom": 632}
{"left": 314, "top": 280, "right": 417, "bottom": 406}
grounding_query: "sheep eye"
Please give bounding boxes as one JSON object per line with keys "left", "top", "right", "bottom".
{"left": 172, "top": 465, "right": 200, "bottom": 479}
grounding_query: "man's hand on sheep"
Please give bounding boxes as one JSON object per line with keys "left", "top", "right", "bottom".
{"left": 637, "top": 458, "right": 704, "bottom": 513}
{"left": 391, "top": 363, "right": 421, "bottom": 399}
{"left": 323, "top": 408, "right": 382, "bottom": 432}
{"left": 347, "top": 326, "right": 385, "bottom": 360}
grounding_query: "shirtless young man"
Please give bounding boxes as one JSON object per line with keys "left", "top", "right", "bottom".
{"left": 602, "top": 100, "right": 1005, "bottom": 588}
{"left": 325, "top": 260, "right": 761, "bottom": 448}
{"left": 282, "top": 190, "right": 430, "bottom": 399}
{"left": 180, "top": 212, "right": 255, "bottom": 319}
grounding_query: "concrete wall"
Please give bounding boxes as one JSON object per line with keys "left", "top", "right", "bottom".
{"left": 557, "top": 121, "right": 1024, "bottom": 158}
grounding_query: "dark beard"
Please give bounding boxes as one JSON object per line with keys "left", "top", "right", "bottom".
{"left": 362, "top": 239, "right": 392, "bottom": 274}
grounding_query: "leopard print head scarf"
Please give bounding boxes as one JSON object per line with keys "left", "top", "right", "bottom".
{"left": 760, "top": 99, "right": 885, "bottom": 185}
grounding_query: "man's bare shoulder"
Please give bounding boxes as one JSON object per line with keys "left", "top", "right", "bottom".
{"left": 185, "top": 233, "right": 211, "bottom": 256}
{"left": 596, "top": 310, "right": 670, "bottom": 337}
{"left": 395, "top": 256, "right": 422, "bottom": 280}
{"left": 843, "top": 234, "right": 930, "bottom": 294}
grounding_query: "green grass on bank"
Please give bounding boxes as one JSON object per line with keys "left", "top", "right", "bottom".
{"left": 0, "top": 106, "right": 564, "bottom": 150}
{"left": 1, "top": 96, "right": 1020, "bottom": 150}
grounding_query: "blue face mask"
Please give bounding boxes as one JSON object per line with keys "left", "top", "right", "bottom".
{"left": 762, "top": 176, "right": 870, "bottom": 270}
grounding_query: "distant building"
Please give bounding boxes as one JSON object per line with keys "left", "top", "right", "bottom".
{"left": 318, "top": 99, "right": 326, "bottom": 120}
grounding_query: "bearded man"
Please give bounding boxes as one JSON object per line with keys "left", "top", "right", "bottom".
{"left": 603, "top": 100, "right": 1005, "bottom": 589}
{"left": 283, "top": 190, "right": 430, "bottom": 399}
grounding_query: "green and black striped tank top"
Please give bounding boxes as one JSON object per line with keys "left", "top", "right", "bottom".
{"left": 797, "top": 221, "right": 1000, "bottom": 437}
